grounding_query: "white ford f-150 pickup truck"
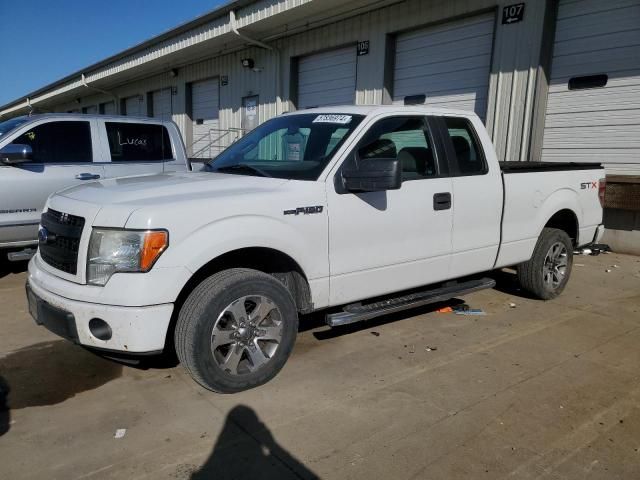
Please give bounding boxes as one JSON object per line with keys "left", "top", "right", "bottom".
{"left": 26, "top": 105, "right": 605, "bottom": 393}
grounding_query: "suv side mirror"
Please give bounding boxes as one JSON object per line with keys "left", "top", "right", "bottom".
{"left": 342, "top": 156, "right": 402, "bottom": 193}
{"left": 0, "top": 144, "right": 33, "bottom": 165}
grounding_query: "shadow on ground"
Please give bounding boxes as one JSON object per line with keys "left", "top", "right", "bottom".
{"left": 0, "top": 341, "right": 122, "bottom": 411}
{"left": 0, "top": 376, "right": 9, "bottom": 437}
{"left": 190, "top": 405, "right": 318, "bottom": 480}
{"left": 0, "top": 258, "right": 29, "bottom": 279}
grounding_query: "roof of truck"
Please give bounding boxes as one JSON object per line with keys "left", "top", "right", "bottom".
{"left": 7, "top": 113, "right": 173, "bottom": 124}
{"left": 283, "top": 105, "right": 479, "bottom": 117}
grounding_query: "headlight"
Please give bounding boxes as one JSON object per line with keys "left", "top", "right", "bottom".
{"left": 87, "top": 229, "right": 168, "bottom": 286}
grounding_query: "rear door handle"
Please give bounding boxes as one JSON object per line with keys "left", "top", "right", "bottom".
{"left": 76, "top": 173, "right": 101, "bottom": 180}
{"left": 433, "top": 192, "right": 452, "bottom": 211}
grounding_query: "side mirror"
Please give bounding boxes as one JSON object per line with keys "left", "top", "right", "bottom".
{"left": 0, "top": 144, "right": 33, "bottom": 165}
{"left": 342, "top": 157, "right": 402, "bottom": 193}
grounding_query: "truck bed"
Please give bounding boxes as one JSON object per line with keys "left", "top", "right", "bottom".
{"left": 499, "top": 161, "right": 603, "bottom": 173}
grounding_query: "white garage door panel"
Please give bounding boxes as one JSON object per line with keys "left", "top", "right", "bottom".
{"left": 152, "top": 89, "right": 173, "bottom": 121}
{"left": 393, "top": 13, "right": 494, "bottom": 120}
{"left": 541, "top": 0, "right": 640, "bottom": 173}
{"left": 124, "top": 96, "right": 143, "bottom": 117}
{"left": 298, "top": 46, "right": 356, "bottom": 109}
{"left": 191, "top": 78, "right": 220, "bottom": 159}
{"left": 101, "top": 102, "right": 116, "bottom": 115}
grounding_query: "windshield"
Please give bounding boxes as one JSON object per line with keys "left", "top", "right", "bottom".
{"left": 207, "top": 113, "right": 365, "bottom": 180}
{"left": 0, "top": 117, "right": 29, "bottom": 138}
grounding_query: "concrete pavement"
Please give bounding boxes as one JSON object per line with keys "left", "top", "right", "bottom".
{"left": 1, "top": 253, "right": 639, "bottom": 479}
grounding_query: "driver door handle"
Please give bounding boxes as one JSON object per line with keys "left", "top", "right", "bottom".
{"left": 76, "top": 173, "right": 101, "bottom": 180}
{"left": 433, "top": 192, "right": 452, "bottom": 211}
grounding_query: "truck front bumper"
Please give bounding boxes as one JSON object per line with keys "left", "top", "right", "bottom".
{"left": 26, "top": 270, "right": 174, "bottom": 354}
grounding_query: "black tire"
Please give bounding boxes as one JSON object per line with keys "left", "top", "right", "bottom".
{"left": 517, "top": 228, "right": 574, "bottom": 300}
{"left": 175, "top": 268, "right": 298, "bottom": 393}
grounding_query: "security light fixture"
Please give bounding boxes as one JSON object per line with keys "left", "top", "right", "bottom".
{"left": 169, "top": 68, "right": 179, "bottom": 78}
{"left": 241, "top": 58, "right": 255, "bottom": 69}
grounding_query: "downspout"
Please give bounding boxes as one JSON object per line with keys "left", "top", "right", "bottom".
{"left": 81, "top": 73, "right": 120, "bottom": 113}
{"left": 229, "top": 9, "right": 282, "bottom": 115}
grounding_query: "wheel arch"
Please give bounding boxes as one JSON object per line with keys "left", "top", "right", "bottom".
{"left": 543, "top": 208, "right": 579, "bottom": 247}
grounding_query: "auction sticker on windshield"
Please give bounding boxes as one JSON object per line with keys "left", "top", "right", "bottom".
{"left": 313, "top": 114, "right": 352, "bottom": 124}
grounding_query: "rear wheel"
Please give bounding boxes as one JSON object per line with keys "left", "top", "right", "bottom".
{"left": 517, "top": 228, "right": 573, "bottom": 300}
{"left": 175, "top": 268, "right": 298, "bottom": 393}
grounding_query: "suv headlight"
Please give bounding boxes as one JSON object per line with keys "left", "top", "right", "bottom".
{"left": 87, "top": 229, "right": 168, "bottom": 286}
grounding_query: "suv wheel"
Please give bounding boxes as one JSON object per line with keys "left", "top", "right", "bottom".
{"left": 175, "top": 268, "right": 298, "bottom": 393}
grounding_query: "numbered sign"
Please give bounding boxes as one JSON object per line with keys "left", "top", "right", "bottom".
{"left": 502, "top": 3, "right": 525, "bottom": 24}
{"left": 357, "top": 40, "right": 370, "bottom": 56}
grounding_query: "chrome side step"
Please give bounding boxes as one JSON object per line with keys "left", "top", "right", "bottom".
{"left": 7, "top": 248, "right": 37, "bottom": 262}
{"left": 326, "top": 277, "right": 496, "bottom": 327}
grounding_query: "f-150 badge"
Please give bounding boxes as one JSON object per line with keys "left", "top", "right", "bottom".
{"left": 284, "top": 206, "right": 324, "bottom": 216}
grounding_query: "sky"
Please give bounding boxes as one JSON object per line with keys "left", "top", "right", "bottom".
{"left": 0, "top": 0, "right": 227, "bottom": 106}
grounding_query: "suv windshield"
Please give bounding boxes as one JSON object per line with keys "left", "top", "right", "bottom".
{"left": 207, "top": 113, "right": 364, "bottom": 180}
{"left": 0, "top": 117, "right": 29, "bottom": 138}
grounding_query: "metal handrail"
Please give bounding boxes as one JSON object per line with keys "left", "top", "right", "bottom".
{"left": 189, "top": 127, "right": 245, "bottom": 159}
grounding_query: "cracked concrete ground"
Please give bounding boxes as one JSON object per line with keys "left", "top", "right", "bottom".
{"left": 1, "top": 253, "right": 639, "bottom": 479}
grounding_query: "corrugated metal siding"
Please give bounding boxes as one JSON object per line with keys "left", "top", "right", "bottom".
{"left": 392, "top": 13, "right": 495, "bottom": 119}
{"left": 541, "top": 0, "right": 640, "bottom": 174}
{"left": 297, "top": 46, "right": 357, "bottom": 108}
{"left": 40, "top": 0, "right": 548, "bottom": 165}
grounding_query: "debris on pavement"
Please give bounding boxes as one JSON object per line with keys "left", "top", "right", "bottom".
{"left": 606, "top": 269, "right": 612, "bottom": 273}
{"left": 575, "top": 244, "right": 611, "bottom": 256}
{"left": 574, "top": 263, "right": 585, "bottom": 267}
{"left": 425, "top": 346, "right": 437, "bottom": 352}
{"left": 114, "top": 429, "right": 127, "bottom": 439}
{"left": 453, "top": 304, "right": 487, "bottom": 316}
{"left": 508, "top": 302, "right": 517, "bottom": 309}
{"left": 370, "top": 331, "right": 380, "bottom": 337}
{"left": 436, "top": 306, "right": 454, "bottom": 313}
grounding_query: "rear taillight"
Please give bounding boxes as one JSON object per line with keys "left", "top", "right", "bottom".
{"left": 598, "top": 178, "right": 606, "bottom": 208}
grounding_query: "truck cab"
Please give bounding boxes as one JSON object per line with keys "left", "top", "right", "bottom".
{"left": 0, "top": 113, "right": 189, "bottom": 259}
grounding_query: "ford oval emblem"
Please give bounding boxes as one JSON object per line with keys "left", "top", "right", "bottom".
{"left": 38, "top": 227, "right": 49, "bottom": 244}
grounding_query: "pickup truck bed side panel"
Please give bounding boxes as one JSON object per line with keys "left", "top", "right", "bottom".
{"left": 496, "top": 169, "right": 603, "bottom": 268}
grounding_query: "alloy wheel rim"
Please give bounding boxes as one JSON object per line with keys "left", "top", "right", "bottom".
{"left": 210, "top": 295, "right": 283, "bottom": 376}
{"left": 543, "top": 242, "right": 568, "bottom": 290}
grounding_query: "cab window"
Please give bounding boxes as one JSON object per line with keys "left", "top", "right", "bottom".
{"left": 105, "top": 122, "right": 173, "bottom": 161}
{"left": 443, "top": 117, "right": 486, "bottom": 176}
{"left": 11, "top": 121, "right": 92, "bottom": 163}
{"left": 355, "top": 116, "right": 437, "bottom": 181}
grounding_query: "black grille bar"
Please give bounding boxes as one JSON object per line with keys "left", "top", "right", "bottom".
{"left": 39, "top": 209, "right": 85, "bottom": 275}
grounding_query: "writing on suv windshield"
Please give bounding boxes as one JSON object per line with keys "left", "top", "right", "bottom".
{"left": 208, "top": 113, "right": 365, "bottom": 180}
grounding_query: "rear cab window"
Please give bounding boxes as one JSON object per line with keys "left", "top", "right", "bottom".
{"left": 442, "top": 117, "right": 487, "bottom": 176}
{"left": 105, "top": 122, "right": 173, "bottom": 162}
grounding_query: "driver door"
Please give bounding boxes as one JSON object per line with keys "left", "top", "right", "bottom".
{"left": 0, "top": 120, "right": 103, "bottom": 246}
{"left": 326, "top": 115, "right": 453, "bottom": 305}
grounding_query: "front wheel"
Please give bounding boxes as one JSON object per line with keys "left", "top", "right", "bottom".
{"left": 517, "top": 228, "right": 574, "bottom": 300}
{"left": 175, "top": 268, "right": 298, "bottom": 393}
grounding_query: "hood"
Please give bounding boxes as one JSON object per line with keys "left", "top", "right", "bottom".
{"left": 56, "top": 171, "right": 289, "bottom": 208}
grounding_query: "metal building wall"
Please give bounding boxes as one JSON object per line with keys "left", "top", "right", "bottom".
{"left": 275, "top": 0, "right": 547, "bottom": 162}
{"left": 50, "top": 0, "right": 548, "bottom": 163}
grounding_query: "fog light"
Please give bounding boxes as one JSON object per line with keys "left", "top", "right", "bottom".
{"left": 89, "top": 318, "right": 112, "bottom": 341}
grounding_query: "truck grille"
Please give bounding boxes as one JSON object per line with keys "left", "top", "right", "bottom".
{"left": 39, "top": 209, "right": 85, "bottom": 275}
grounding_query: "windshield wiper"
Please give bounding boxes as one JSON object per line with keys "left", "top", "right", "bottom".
{"left": 213, "top": 164, "right": 271, "bottom": 178}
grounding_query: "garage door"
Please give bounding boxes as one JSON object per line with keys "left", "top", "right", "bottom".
{"left": 541, "top": 0, "right": 640, "bottom": 174}
{"left": 191, "top": 78, "right": 220, "bottom": 158}
{"left": 100, "top": 101, "right": 116, "bottom": 115}
{"left": 124, "top": 95, "right": 143, "bottom": 117}
{"left": 393, "top": 13, "right": 495, "bottom": 120}
{"left": 151, "top": 88, "right": 173, "bottom": 121}
{"left": 82, "top": 105, "right": 97, "bottom": 114}
{"left": 297, "top": 46, "right": 357, "bottom": 109}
